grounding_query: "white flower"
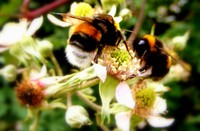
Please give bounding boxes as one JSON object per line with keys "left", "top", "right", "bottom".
{"left": 0, "top": 16, "right": 43, "bottom": 52}
{"left": 115, "top": 82, "right": 174, "bottom": 130}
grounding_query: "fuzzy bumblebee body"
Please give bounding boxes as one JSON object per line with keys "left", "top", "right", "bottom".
{"left": 133, "top": 34, "right": 172, "bottom": 80}
{"left": 64, "top": 14, "right": 128, "bottom": 69}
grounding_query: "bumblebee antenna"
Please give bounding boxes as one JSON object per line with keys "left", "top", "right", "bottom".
{"left": 122, "top": 29, "right": 135, "bottom": 33}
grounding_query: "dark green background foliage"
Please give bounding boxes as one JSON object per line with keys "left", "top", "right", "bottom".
{"left": 0, "top": 0, "right": 200, "bottom": 130}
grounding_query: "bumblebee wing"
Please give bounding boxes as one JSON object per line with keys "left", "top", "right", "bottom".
{"left": 155, "top": 45, "right": 191, "bottom": 71}
{"left": 155, "top": 45, "right": 177, "bottom": 61}
{"left": 50, "top": 12, "right": 93, "bottom": 23}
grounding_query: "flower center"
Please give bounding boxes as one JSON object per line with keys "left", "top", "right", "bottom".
{"left": 135, "top": 87, "right": 156, "bottom": 108}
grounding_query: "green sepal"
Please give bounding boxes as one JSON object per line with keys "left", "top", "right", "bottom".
{"left": 130, "top": 115, "right": 143, "bottom": 129}
{"left": 99, "top": 75, "right": 119, "bottom": 123}
{"left": 109, "top": 103, "right": 130, "bottom": 114}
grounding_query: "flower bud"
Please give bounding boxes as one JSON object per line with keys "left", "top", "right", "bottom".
{"left": 37, "top": 40, "right": 53, "bottom": 57}
{"left": 0, "top": 64, "right": 17, "bottom": 82}
{"left": 9, "top": 41, "right": 28, "bottom": 64}
{"left": 119, "top": 8, "right": 132, "bottom": 20}
{"left": 9, "top": 37, "right": 45, "bottom": 64}
{"left": 171, "top": 31, "right": 190, "bottom": 51}
{"left": 65, "top": 105, "right": 92, "bottom": 128}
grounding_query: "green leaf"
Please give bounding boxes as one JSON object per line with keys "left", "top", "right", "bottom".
{"left": 0, "top": 0, "right": 22, "bottom": 26}
{"left": 99, "top": 75, "right": 119, "bottom": 123}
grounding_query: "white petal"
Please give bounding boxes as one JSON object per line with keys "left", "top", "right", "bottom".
{"left": 147, "top": 116, "right": 174, "bottom": 128}
{"left": 114, "top": 16, "right": 122, "bottom": 23}
{"left": 108, "top": 5, "right": 116, "bottom": 17}
{"left": 152, "top": 96, "right": 167, "bottom": 115}
{"left": 26, "top": 16, "right": 43, "bottom": 36}
{"left": 47, "top": 14, "right": 71, "bottom": 27}
{"left": 31, "top": 65, "right": 47, "bottom": 81}
{"left": 150, "top": 82, "right": 170, "bottom": 92}
{"left": 115, "top": 81, "right": 135, "bottom": 109}
{"left": 37, "top": 77, "right": 61, "bottom": 88}
{"left": 93, "top": 63, "right": 107, "bottom": 83}
{"left": 0, "top": 21, "right": 27, "bottom": 45}
{"left": 115, "top": 112, "right": 131, "bottom": 131}
{"left": 70, "top": 2, "right": 78, "bottom": 15}
{"left": 120, "top": 8, "right": 131, "bottom": 17}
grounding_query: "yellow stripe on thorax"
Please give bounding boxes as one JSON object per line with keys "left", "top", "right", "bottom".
{"left": 143, "top": 35, "right": 156, "bottom": 51}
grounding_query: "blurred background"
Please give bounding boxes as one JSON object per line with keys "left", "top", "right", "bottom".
{"left": 0, "top": 0, "right": 200, "bottom": 130}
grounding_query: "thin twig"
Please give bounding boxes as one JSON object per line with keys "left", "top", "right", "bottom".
{"left": 127, "top": 0, "right": 146, "bottom": 48}
{"left": 98, "top": 124, "right": 110, "bottom": 131}
{"left": 67, "top": 93, "right": 72, "bottom": 107}
{"left": 21, "top": 0, "right": 30, "bottom": 13}
{"left": 29, "top": 111, "right": 41, "bottom": 131}
{"left": 21, "top": 0, "right": 69, "bottom": 20}
{"left": 76, "top": 91, "right": 101, "bottom": 112}
{"left": 49, "top": 52, "right": 63, "bottom": 76}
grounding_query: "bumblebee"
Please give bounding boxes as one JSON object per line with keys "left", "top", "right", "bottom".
{"left": 57, "top": 13, "right": 129, "bottom": 69}
{"left": 132, "top": 34, "right": 172, "bottom": 80}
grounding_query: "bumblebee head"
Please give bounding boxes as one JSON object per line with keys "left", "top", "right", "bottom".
{"left": 133, "top": 37, "right": 150, "bottom": 58}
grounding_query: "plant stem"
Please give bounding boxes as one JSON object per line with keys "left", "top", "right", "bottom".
{"left": 96, "top": 115, "right": 110, "bottom": 131}
{"left": 76, "top": 91, "right": 101, "bottom": 112}
{"left": 21, "top": 0, "right": 30, "bottom": 13}
{"left": 29, "top": 111, "right": 41, "bottom": 131}
{"left": 67, "top": 93, "right": 72, "bottom": 107}
{"left": 127, "top": 0, "right": 146, "bottom": 48}
{"left": 55, "top": 78, "right": 100, "bottom": 97}
{"left": 21, "top": 0, "right": 69, "bottom": 20}
{"left": 50, "top": 52, "right": 63, "bottom": 76}
{"left": 98, "top": 124, "right": 110, "bottom": 131}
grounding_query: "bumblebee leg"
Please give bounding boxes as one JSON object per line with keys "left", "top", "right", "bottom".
{"left": 94, "top": 45, "right": 103, "bottom": 63}
{"left": 139, "top": 64, "right": 150, "bottom": 72}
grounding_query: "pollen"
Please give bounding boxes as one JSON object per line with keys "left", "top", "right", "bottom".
{"left": 135, "top": 87, "right": 156, "bottom": 109}
{"left": 111, "top": 48, "right": 131, "bottom": 66}
{"left": 72, "top": 2, "right": 93, "bottom": 17}
{"left": 16, "top": 80, "right": 44, "bottom": 108}
{"left": 101, "top": 44, "right": 140, "bottom": 80}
